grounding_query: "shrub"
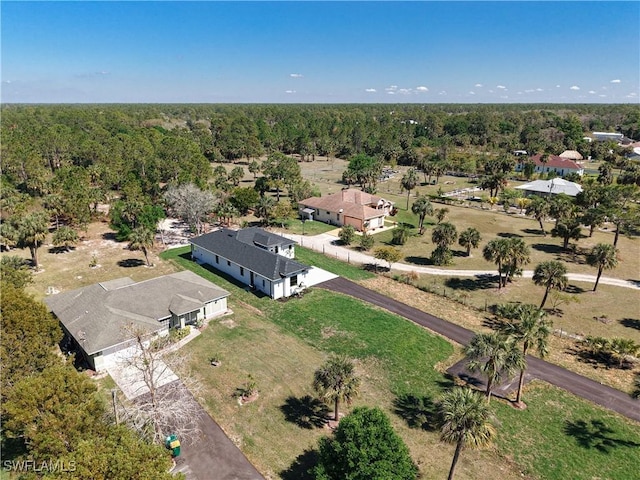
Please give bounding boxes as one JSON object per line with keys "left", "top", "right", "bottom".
{"left": 359, "top": 232, "right": 374, "bottom": 251}
{"left": 339, "top": 225, "right": 356, "bottom": 245}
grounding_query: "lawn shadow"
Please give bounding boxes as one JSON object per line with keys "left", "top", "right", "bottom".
{"left": 564, "top": 284, "right": 587, "bottom": 294}
{"left": 445, "top": 274, "right": 497, "bottom": 292}
{"left": 627, "top": 279, "right": 640, "bottom": 288}
{"left": 564, "top": 419, "right": 640, "bottom": 453}
{"left": 280, "top": 449, "right": 318, "bottom": 480}
{"left": 102, "top": 231, "right": 119, "bottom": 242}
{"left": 619, "top": 318, "right": 640, "bottom": 330}
{"left": 405, "top": 256, "right": 433, "bottom": 266}
{"left": 452, "top": 250, "right": 468, "bottom": 258}
{"left": 280, "top": 395, "right": 330, "bottom": 430}
{"left": 117, "top": 258, "right": 145, "bottom": 268}
{"left": 568, "top": 345, "right": 634, "bottom": 370}
{"left": 393, "top": 393, "right": 439, "bottom": 431}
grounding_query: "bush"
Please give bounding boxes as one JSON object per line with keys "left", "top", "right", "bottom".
{"left": 314, "top": 407, "right": 417, "bottom": 480}
{"left": 431, "top": 246, "right": 453, "bottom": 266}
{"left": 392, "top": 226, "right": 410, "bottom": 245}
{"left": 339, "top": 225, "right": 356, "bottom": 245}
{"left": 359, "top": 232, "right": 374, "bottom": 251}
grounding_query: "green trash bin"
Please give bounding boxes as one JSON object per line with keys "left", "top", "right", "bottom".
{"left": 165, "top": 434, "right": 181, "bottom": 457}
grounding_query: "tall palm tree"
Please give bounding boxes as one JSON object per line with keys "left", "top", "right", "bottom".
{"left": 526, "top": 196, "right": 550, "bottom": 236}
{"left": 128, "top": 226, "right": 154, "bottom": 266}
{"left": 313, "top": 355, "right": 360, "bottom": 421}
{"left": 501, "top": 304, "right": 552, "bottom": 406}
{"left": 586, "top": 243, "right": 618, "bottom": 292}
{"left": 432, "top": 222, "right": 458, "bottom": 249}
{"left": 411, "top": 195, "right": 433, "bottom": 235}
{"left": 439, "top": 387, "right": 496, "bottom": 480}
{"left": 464, "top": 332, "right": 525, "bottom": 402}
{"left": 532, "top": 260, "right": 568, "bottom": 309}
{"left": 551, "top": 219, "right": 582, "bottom": 250}
{"left": 458, "top": 227, "right": 481, "bottom": 257}
{"left": 401, "top": 168, "right": 419, "bottom": 210}
{"left": 504, "top": 238, "right": 530, "bottom": 286}
{"left": 482, "top": 239, "right": 510, "bottom": 289}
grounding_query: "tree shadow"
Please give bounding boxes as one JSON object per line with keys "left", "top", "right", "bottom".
{"left": 564, "top": 284, "right": 586, "bottom": 294}
{"left": 451, "top": 249, "right": 468, "bottom": 257}
{"left": 531, "top": 243, "right": 565, "bottom": 255}
{"left": 564, "top": 419, "right": 640, "bottom": 453}
{"left": 393, "top": 393, "right": 439, "bottom": 431}
{"left": 117, "top": 258, "right": 145, "bottom": 268}
{"left": 102, "top": 231, "right": 119, "bottom": 241}
{"left": 619, "top": 318, "right": 640, "bottom": 330}
{"left": 497, "top": 232, "right": 523, "bottom": 238}
{"left": 48, "top": 246, "right": 76, "bottom": 254}
{"left": 280, "top": 449, "right": 318, "bottom": 480}
{"left": 568, "top": 346, "right": 634, "bottom": 370}
{"left": 280, "top": 395, "right": 330, "bottom": 429}
{"left": 445, "top": 275, "right": 497, "bottom": 292}
{"left": 405, "top": 256, "right": 433, "bottom": 266}
{"left": 521, "top": 228, "right": 544, "bottom": 236}
{"left": 627, "top": 279, "right": 640, "bottom": 288}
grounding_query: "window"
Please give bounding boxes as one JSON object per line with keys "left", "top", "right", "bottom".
{"left": 215, "top": 255, "right": 219, "bottom": 264}
{"left": 326, "top": 211, "right": 330, "bottom": 215}
{"left": 275, "top": 246, "right": 279, "bottom": 254}
{"left": 262, "top": 279, "right": 265, "bottom": 287}
{"left": 240, "top": 267, "right": 244, "bottom": 276}
{"left": 227, "top": 260, "right": 231, "bottom": 266}
{"left": 290, "top": 275, "right": 298, "bottom": 287}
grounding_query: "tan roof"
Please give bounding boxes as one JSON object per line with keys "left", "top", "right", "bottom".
{"left": 299, "top": 189, "right": 389, "bottom": 221}
{"left": 559, "top": 150, "right": 584, "bottom": 160}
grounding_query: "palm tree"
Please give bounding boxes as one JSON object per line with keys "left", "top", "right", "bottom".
{"left": 586, "top": 243, "right": 618, "bottom": 292}
{"left": 526, "top": 196, "right": 550, "bottom": 236}
{"left": 464, "top": 332, "right": 525, "bottom": 402}
{"left": 501, "top": 305, "right": 552, "bottom": 406}
{"left": 313, "top": 355, "right": 360, "bottom": 421}
{"left": 551, "top": 219, "right": 582, "bottom": 250}
{"left": 128, "top": 226, "right": 154, "bottom": 266}
{"left": 439, "top": 387, "right": 496, "bottom": 480}
{"left": 401, "top": 168, "right": 419, "bottom": 210}
{"left": 504, "top": 238, "right": 530, "bottom": 286}
{"left": 432, "top": 222, "right": 458, "bottom": 249}
{"left": 435, "top": 207, "right": 449, "bottom": 224}
{"left": 458, "top": 228, "right": 481, "bottom": 257}
{"left": 16, "top": 211, "right": 49, "bottom": 270}
{"left": 52, "top": 225, "right": 79, "bottom": 252}
{"left": 411, "top": 195, "right": 433, "bottom": 235}
{"left": 254, "top": 196, "right": 275, "bottom": 225}
{"left": 482, "top": 239, "right": 510, "bottom": 290}
{"left": 532, "top": 260, "right": 568, "bottom": 309}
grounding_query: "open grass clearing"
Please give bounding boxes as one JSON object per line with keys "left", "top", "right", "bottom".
{"left": 362, "top": 275, "right": 639, "bottom": 393}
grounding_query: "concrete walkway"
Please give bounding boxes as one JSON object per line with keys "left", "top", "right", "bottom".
{"left": 284, "top": 233, "right": 640, "bottom": 290}
{"left": 319, "top": 277, "right": 640, "bottom": 423}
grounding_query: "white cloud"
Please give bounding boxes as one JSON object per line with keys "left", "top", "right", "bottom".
{"left": 2, "top": 80, "right": 11, "bottom": 84}
{"left": 599, "top": 94, "right": 607, "bottom": 98}
{"left": 365, "top": 88, "right": 376, "bottom": 93}
{"left": 610, "top": 79, "right": 621, "bottom": 83}
{"left": 475, "top": 83, "right": 483, "bottom": 88}
{"left": 626, "top": 92, "right": 638, "bottom": 98}
{"left": 398, "top": 88, "right": 411, "bottom": 95}
{"left": 387, "top": 91, "right": 395, "bottom": 95}
{"left": 285, "top": 90, "right": 296, "bottom": 94}
{"left": 556, "top": 85, "right": 561, "bottom": 88}
{"left": 438, "top": 91, "right": 447, "bottom": 95}
{"left": 469, "top": 91, "right": 475, "bottom": 95}
{"left": 290, "top": 73, "right": 303, "bottom": 78}
{"left": 488, "top": 90, "right": 494, "bottom": 93}
{"left": 536, "top": 88, "right": 543, "bottom": 92}
{"left": 496, "top": 85, "right": 507, "bottom": 90}
{"left": 524, "top": 89, "right": 535, "bottom": 93}
{"left": 385, "top": 85, "right": 398, "bottom": 91}
{"left": 589, "top": 90, "right": 596, "bottom": 94}
{"left": 570, "top": 85, "right": 580, "bottom": 90}
{"left": 416, "top": 86, "right": 428, "bottom": 92}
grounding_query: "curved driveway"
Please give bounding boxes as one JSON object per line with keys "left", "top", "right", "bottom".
{"left": 318, "top": 277, "right": 640, "bottom": 423}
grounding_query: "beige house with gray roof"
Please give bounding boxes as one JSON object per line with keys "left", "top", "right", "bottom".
{"left": 44, "top": 271, "right": 229, "bottom": 372}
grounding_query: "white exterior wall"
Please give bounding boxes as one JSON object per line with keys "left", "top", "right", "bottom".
{"left": 308, "top": 208, "right": 344, "bottom": 227}
{"left": 367, "top": 216, "right": 385, "bottom": 229}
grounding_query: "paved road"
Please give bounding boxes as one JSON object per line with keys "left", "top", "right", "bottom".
{"left": 319, "top": 277, "right": 640, "bottom": 423}
{"left": 286, "top": 233, "right": 640, "bottom": 290}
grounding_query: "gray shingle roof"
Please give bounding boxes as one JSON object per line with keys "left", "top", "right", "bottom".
{"left": 190, "top": 228, "right": 309, "bottom": 281}
{"left": 44, "top": 271, "right": 229, "bottom": 355}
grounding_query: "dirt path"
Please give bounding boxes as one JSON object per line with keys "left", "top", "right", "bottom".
{"left": 318, "top": 277, "right": 640, "bottom": 423}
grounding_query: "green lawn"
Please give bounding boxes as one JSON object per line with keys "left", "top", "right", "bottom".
{"left": 164, "top": 245, "right": 640, "bottom": 480}
{"left": 495, "top": 382, "right": 640, "bottom": 480}
{"left": 294, "top": 246, "right": 375, "bottom": 281}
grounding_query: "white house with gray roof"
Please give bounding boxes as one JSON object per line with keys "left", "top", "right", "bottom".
{"left": 190, "top": 227, "right": 310, "bottom": 299}
{"left": 44, "top": 270, "right": 229, "bottom": 372}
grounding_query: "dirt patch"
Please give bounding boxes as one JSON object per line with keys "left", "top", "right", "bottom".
{"left": 235, "top": 300, "right": 264, "bottom": 317}
{"left": 219, "top": 319, "right": 238, "bottom": 329}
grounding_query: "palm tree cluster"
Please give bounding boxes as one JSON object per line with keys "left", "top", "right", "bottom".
{"left": 482, "top": 237, "right": 531, "bottom": 289}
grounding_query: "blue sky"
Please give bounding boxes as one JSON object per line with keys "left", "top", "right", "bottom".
{"left": 2, "top": 1, "right": 638, "bottom": 103}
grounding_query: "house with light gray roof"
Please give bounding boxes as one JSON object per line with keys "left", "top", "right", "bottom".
{"left": 190, "top": 227, "right": 311, "bottom": 299}
{"left": 44, "top": 270, "right": 229, "bottom": 371}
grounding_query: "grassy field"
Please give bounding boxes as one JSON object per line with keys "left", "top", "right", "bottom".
{"left": 162, "top": 253, "right": 640, "bottom": 480}
{"left": 294, "top": 246, "right": 375, "bottom": 281}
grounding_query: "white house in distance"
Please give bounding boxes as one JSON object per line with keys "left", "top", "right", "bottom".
{"left": 190, "top": 227, "right": 311, "bottom": 300}
{"left": 515, "top": 178, "right": 583, "bottom": 197}
{"left": 298, "top": 188, "right": 394, "bottom": 232}
{"left": 44, "top": 271, "right": 230, "bottom": 372}
{"left": 515, "top": 154, "right": 584, "bottom": 177}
